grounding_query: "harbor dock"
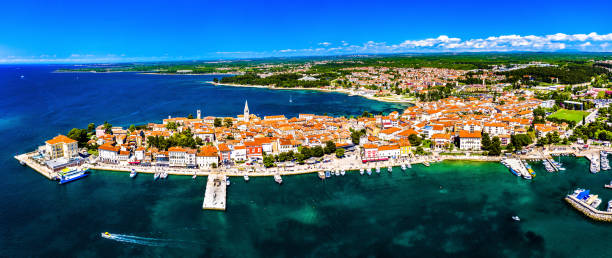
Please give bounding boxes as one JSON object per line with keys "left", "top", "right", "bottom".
{"left": 14, "top": 152, "right": 56, "bottom": 180}
{"left": 565, "top": 192, "right": 612, "bottom": 222}
{"left": 503, "top": 158, "right": 531, "bottom": 179}
{"left": 202, "top": 174, "right": 227, "bottom": 211}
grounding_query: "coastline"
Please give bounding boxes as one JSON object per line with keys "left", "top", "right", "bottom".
{"left": 53, "top": 70, "right": 236, "bottom": 76}
{"left": 208, "top": 81, "right": 416, "bottom": 104}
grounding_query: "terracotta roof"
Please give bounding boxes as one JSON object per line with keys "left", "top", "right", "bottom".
{"left": 459, "top": 130, "right": 481, "bottom": 138}
{"left": 45, "top": 135, "right": 77, "bottom": 145}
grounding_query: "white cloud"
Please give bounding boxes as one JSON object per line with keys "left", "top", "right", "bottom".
{"left": 318, "top": 42, "right": 331, "bottom": 47}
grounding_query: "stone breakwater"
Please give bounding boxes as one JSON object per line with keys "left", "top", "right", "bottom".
{"left": 565, "top": 195, "right": 612, "bottom": 222}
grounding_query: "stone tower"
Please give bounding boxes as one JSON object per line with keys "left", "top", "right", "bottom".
{"left": 244, "top": 100, "right": 250, "bottom": 122}
{"left": 197, "top": 109, "right": 201, "bottom": 119}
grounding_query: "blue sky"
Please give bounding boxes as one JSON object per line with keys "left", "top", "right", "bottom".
{"left": 0, "top": 0, "right": 611, "bottom": 63}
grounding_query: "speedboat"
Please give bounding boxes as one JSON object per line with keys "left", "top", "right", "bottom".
{"left": 101, "top": 232, "right": 112, "bottom": 239}
{"left": 244, "top": 175, "right": 250, "bottom": 181}
{"left": 512, "top": 216, "right": 520, "bottom": 221}
{"left": 130, "top": 169, "right": 137, "bottom": 178}
{"left": 387, "top": 166, "right": 392, "bottom": 173}
{"left": 274, "top": 174, "right": 283, "bottom": 184}
{"left": 359, "top": 168, "right": 365, "bottom": 175}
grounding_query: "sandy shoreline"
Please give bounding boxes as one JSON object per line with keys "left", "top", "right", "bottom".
{"left": 208, "top": 82, "right": 416, "bottom": 104}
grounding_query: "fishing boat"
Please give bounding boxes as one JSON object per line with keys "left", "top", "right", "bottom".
{"left": 359, "top": 168, "right": 365, "bottom": 175}
{"left": 512, "top": 216, "right": 520, "bottom": 221}
{"left": 130, "top": 168, "right": 137, "bottom": 178}
{"left": 244, "top": 175, "right": 250, "bottom": 181}
{"left": 387, "top": 166, "right": 392, "bottom": 173}
{"left": 367, "top": 168, "right": 372, "bottom": 175}
{"left": 58, "top": 167, "right": 90, "bottom": 184}
{"left": 101, "top": 232, "right": 112, "bottom": 239}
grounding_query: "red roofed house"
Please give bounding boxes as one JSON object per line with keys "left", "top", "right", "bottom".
{"left": 362, "top": 143, "right": 379, "bottom": 160}
{"left": 459, "top": 131, "right": 482, "bottom": 150}
{"left": 245, "top": 141, "right": 263, "bottom": 160}
{"left": 431, "top": 133, "right": 452, "bottom": 150}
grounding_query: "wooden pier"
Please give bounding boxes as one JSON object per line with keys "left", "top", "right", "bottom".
{"left": 202, "top": 173, "right": 227, "bottom": 211}
{"left": 565, "top": 195, "right": 612, "bottom": 222}
{"left": 14, "top": 152, "right": 56, "bottom": 180}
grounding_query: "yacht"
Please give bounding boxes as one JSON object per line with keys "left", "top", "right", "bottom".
{"left": 274, "top": 174, "right": 283, "bottom": 184}
{"left": 130, "top": 168, "right": 137, "bottom": 178}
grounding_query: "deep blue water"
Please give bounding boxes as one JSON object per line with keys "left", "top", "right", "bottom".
{"left": 1, "top": 65, "right": 612, "bottom": 257}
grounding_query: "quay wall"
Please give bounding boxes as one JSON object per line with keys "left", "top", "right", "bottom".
{"left": 565, "top": 195, "right": 612, "bottom": 222}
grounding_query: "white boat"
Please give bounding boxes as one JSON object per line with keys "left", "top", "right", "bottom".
{"left": 244, "top": 175, "right": 250, "bottom": 181}
{"left": 387, "top": 166, "right": 392, "bottom": 173}
{"left": 340, "top": 170, "right": 346, "bottom": 176}
{"left": 512, "top": 216, "right": 520, "bottom": 221}
{"left": 192, "top": 174, "right": 197, "bottom": 179}
{"left": 359, "top": 168, "right": 365, "bottom": 175}
{"left": 367, "top": 168, "right": 372, "bottom": 175}
{"left": 274, "top": 174, "right": 283, "bottom": 184}
{"left": 407, "top": 163, "right": 412, "bottom": 169}
{"left": 226, "top": 177, "right": 231, "bottom": 186}
{"left": 334, "top": 170, "right": 340, "bottom": 176}
{"left": 154, "top": 172, "right": 160, "bottom": 180}
{"left": 401, "top": 164, "right": 406, "bottom": 171}
{"left": 160, "top": 172, "right": 168, "bottom": 179}
{"left": 376, "top": 167, "right": 381, "bottom": 174}
{"left": 130, "top": 169, "right": 137, "bottom": 178}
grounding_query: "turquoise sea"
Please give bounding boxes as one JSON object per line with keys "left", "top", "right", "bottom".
{"left": 1, "top": 65, "right": 612, "bottom": 257}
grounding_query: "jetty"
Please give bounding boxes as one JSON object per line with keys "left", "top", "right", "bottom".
{"left": 202, "top": 174, "right": 227, "bottom": 211}
{"left": 14, "top": 152, "right": 56, "bottom": 180}
{"left": 503, "top": 158, "right": 531, "bottom": 179}
{"left": 565, "top": 189, "right": 612, "bottom": 222}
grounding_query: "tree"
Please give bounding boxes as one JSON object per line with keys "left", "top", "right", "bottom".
{"left": 300, "top": 146, "right": 312, "bottom": 159}
{"left": 165, "top": 121, "right": 177, "bottom": 130}
{"left": 263, "top": 155, "right": 275, "bottom": 168}
{"left": 87, "top": 123, "right": 95, "bottom": 133}
{"left": 213, "top": 77, "right": 219, "bottom": 83}
{"left": 211, "top": 163, "right": 217, "bottom": 168}
{"left": 128, "top": 124, "right": 136, "bottom": 132}
{"left": 324, "top": 141, "right": 336, "bottom": 154}
{"left": 489, "top": 137, "right": 501, "bottom": 156}
{"left": 312, "top": 146, "right": 324, "bottom": 157}
{"left": 481, "top": 132, "right": 491, "bottom": 151}
{"left": 224, "top": 118, "right": 233, "bottom": 128}
{"left": 103, "top": 121, "right": 112, "bottom": 134}
{"left": 335, "top": 148, "right": 345, "bottom": 158}
{"left": 187, "top": 114, "right": 194, "bottom": 119}
{"left": 362, "top": 111, "right": 371, "bottom": 118}
{"left": 408, "top": 134, "right": 422, "bottom": 146}
{"left": 67, "top": 128, "right": 89, "bottom": 147}
{"left": 351, "top": 129, "right": 366, "bottom": 145}
{"left": 214, "top": 118, "right": 222, "bottom": 127}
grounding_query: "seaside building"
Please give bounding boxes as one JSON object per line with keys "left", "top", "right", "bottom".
{"left": 459, "top": 131, "right": 482, "bottom": 150}
{"left": 44, "top": 135, "right": 78, "bottom": 160}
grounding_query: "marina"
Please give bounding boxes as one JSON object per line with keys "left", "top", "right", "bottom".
{"left": 565, "top": 189, "right": 612, "bottom": 222}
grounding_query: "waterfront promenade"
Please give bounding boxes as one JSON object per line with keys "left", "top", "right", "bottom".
{"left": 202, "top": 173, "right": 227, "bottom": 210}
